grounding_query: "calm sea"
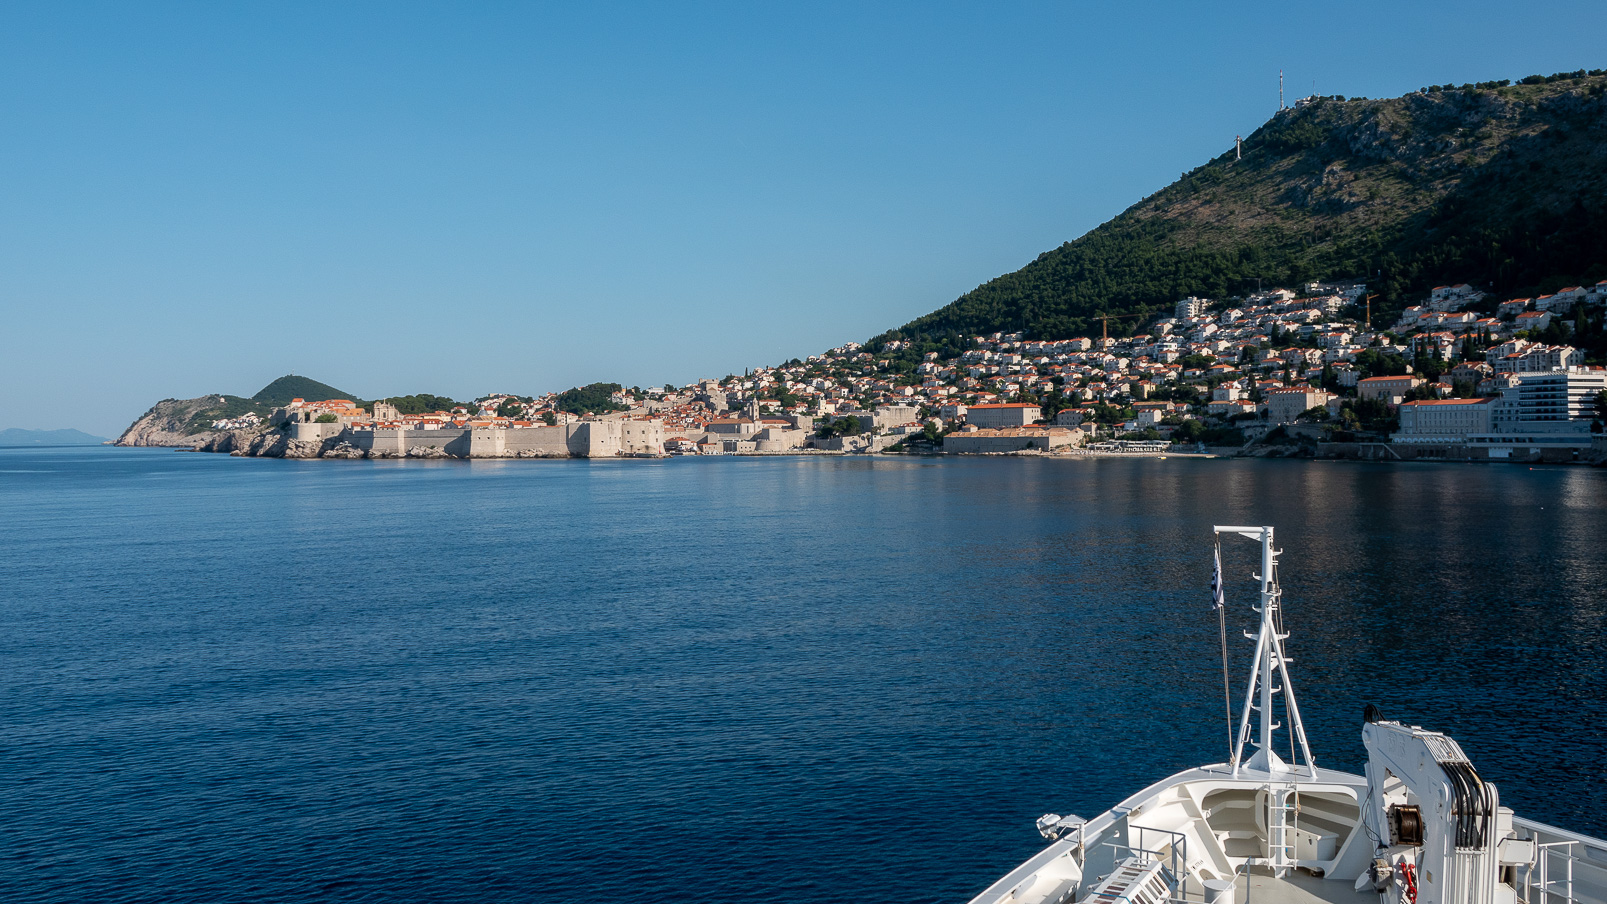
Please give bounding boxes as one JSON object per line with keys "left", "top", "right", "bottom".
{"left": 1, "top": 447, "right": 1603, "bottom": 903}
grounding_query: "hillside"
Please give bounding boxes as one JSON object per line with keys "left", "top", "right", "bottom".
{"left": 252, "top": 375, "right": 358, "bottom": 406}
{"left": 883, "top": 70, "right": 1607, "bottom": 345}
{"left": 116, "top": 375, "right": 360, "bottom": 447}
{"left": 116, "top": 396, "right": 235, "bottom": 447}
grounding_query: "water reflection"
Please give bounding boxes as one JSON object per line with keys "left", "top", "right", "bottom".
{"left": 0, "top": 450, "right": 1601, "bottom": 904}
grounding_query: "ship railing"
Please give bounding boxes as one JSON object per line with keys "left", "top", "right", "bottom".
{"left": 1104, "top": 825, "right": 1190, "bottom": 904}
{"left": 1111, "top": 831, "right": 1262, "bottom": 904}
{"left": 1523, "top": 839, "right": 1579, "bottom": 904}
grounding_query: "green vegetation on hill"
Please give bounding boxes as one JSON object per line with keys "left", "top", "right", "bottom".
{"left": 252, "top": 375, "right": 358, "bottom": 406}
{"left": 554, "top": 383, "right": 628, "bottom": 415}
{"left": 180, "top": 395, "right": 264, "bottom": 433}
{"left": 881, "top": 70, "right": 1607, "bottom": 344}
{"left": 383, "top": 394, "right": 460, "bottom": 415}
{"left": 166, "top": 375, "right": 365, "bottom": 433}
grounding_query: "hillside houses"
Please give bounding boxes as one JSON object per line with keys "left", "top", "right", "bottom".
{"left": 263, "top": 271, "right": 1605, "bottom": 460}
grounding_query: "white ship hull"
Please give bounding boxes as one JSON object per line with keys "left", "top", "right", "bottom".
{"left": 968, "top": 764, "right": 1607, "bottom": 904}
{"left": 969, "top": 527, "right": 1607, "bottom": 904}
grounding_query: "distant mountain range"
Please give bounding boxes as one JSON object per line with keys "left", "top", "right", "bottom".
{"left": 0, "top": 428, "right": 109, "bottom": 446}
{"left": 878, "top": 69, "right": 1607, "bottom": 348}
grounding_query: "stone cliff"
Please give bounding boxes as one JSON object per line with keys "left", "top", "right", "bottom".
{"left": 194, "top": 429, "right": 368, "bottom": 459}
{"left": 116, "top": 396, "right": 228, "bottom": 447}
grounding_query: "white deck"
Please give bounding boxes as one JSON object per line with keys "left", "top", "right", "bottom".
{"left": 1239, "top": 871, "right": 1356, "bottom": 904}
{"left": 965, "top": 767, "right": 1607, "bottom": 904}
{"left": 965, "top": 529, "right": 1607, "bottom": 904}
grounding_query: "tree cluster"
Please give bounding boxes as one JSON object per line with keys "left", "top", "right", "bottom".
{"left": 815, "top": 415, "right": 863, "bottom": 438}
{"left": 385, "top": 394, "right": 460, "bottom": 416}
{"left": 554, "top": 383, "right": 628, "bottom": 415}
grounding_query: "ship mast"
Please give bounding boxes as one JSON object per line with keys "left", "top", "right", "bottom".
{"left": 1213, "top": 525, "right": 1316, "bottom": 778}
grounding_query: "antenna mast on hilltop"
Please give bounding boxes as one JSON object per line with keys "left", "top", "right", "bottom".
{"left": 1279, "top": 70, "right": 1285, "bottom": 110}
{"left": 1236, "top": 135, "right": 1242, "bottom": 160}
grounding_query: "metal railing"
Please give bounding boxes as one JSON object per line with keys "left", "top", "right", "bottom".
{"left": 1104, "top": 825, "right": 1190, "bottom": 903}
{"left": 1523, "top": 840, "right": 1579, "bottom": 904}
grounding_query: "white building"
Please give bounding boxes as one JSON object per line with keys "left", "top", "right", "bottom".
{"left": 1266, "top": 387, "right": 1332, "bottom": 425}
{"left": 1396, "top": 369, "right": 1607, "bottom": 448}
{"left": 1498, "top": 298, "right": 1531, "bottom": 318}
{"left": 1488, "top": 342, "right": 1583, "bottom": 373}
{"left": 1428, "top": 284, "right": 1482, "bottom": 312}
{"left": 1393, "top": 397, "right": 1498, "bottom": 443}
{"left": 1487, "top": 369, "right": 1607, "bottom": 431}
{"left": 1175, "top": 296, "right": 1208, "bottom": 320}
{"left": 1356, "top": 375, "right": 1423, "bottom": 406}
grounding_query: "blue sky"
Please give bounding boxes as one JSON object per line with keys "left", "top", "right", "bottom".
{"left": 3, "top": 2, "right": 1603, "bottom": 436}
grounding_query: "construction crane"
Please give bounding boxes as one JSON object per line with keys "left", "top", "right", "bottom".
{"left": 1361, "top": 294, "right": 1378, "bottom": 330}
{"left": 1093, "top": 311, "right": 1148, "bottom": 343}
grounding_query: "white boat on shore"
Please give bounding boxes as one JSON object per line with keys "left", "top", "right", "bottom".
{"left": 968, "top": 526, "right": 1607, "bottom": 904}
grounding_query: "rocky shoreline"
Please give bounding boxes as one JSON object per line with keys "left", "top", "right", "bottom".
{"left": 119, "top": 397, "right": 1607, "bottom": 465}
{"left": 186, "top": 428, "right": 594, "bottom": 459}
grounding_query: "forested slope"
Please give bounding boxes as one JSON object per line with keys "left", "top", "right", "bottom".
{"left": 881, "top": 71, "right": 1607, "bottom": 345}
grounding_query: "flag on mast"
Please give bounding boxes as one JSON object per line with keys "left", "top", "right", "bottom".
{"left": 1211, "top": 539, "right": 1226, "bottom": 610}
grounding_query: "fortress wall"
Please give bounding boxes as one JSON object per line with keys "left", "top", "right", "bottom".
{"left": 469, "top": 428, "right": 505, "bottom": 458}
{"left": 570, "top": 421, "right": 621, "bottom": 457}
{"left": 289, "top": 421, "right": 345, "bottom": 443}
{"left": 442, "top": 430, "right": 472, "bottom": 457}
{"left": 486, "top": 426, "right": 575, "bottom": 457}
{"left": 344, "top": 424, "right": 650, "bottom": 458}
{"left": 618, "top": 419, "right": 665, "bottom": 455}
{"left": 383, "top": 427, "right": 473, "bottom": 456}
{"left": 350, "top": 428, "right": 409, "bottom": 455}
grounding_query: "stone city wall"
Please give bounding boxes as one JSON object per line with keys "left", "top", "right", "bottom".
{"left": 347, "top": 427, "right": 473, "bottom": 458}
{"left": 288, "top": 421, "right": 348, "bottom": 444}
{"left": 334, "top": 421, "right": 661, "bottom": 459}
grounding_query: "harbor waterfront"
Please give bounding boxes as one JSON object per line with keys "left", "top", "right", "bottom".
{"left": 1, "top": 447, "right": 1603, "bottom": 904}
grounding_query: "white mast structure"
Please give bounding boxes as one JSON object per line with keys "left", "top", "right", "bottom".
{"left": 1214, "top": 526, "right": 1316, "bottom": 779}
{"left": 1215, "top": 525, "right": 1318, "bottom": 878}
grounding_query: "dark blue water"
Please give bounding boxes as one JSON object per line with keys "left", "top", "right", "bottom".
{"left": 1, "top": 447, "right": 1603, "bottom": 903}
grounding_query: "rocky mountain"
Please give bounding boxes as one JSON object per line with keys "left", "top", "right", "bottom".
{"left": 115, "top": 375, "right": 360, "bottom": 447}
{"left": 883, "top": 70, "right": 1607, "bottom": 345}
{"left": 115, "top": 396, "right": 236, "bottom": 447}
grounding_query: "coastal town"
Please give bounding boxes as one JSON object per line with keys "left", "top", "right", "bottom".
{"left": 211, "top": 277, "right": 1607, "bottom": 464}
